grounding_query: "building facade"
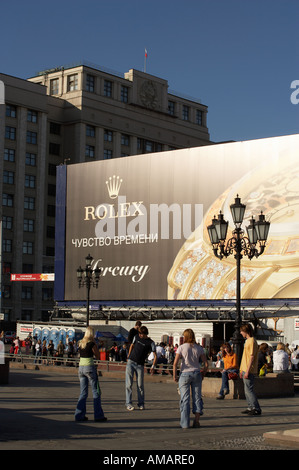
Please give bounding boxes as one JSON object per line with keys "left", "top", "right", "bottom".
{"left": 0, "top": 62, "right": 211, "bottom": 323}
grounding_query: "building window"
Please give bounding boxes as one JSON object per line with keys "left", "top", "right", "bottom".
{"left": 145, "top": 141, "right": 154, "bottom": 152}
{"left": 6, "top": 105, "right": 16, "bottom": 118}
{"left": 4, "top": 148, "right": 15, "bottom": 162}
{"left": 3, "top": 286, "right": 11, "bottom": 299}
{"left": 27, "top": 109, "right": 38, "bottom": 123}
{"left": 42, "top": 288, "right": 53, "bottom": 301}
{"left": 48, "top": 184, "right": 56, "bottom": 196}
{"left": 49, "top": 142, "right": 60, "bottom": 155}
{"left": 67, "top": 74, "right": 78, "bottom": 92}
{"left": 3, "top": 193, "right": 13, "bottom": 207}
{"left": 3, "top": 171, "right": 14, "bottom": 185}
{"left": 104, "top": 80, "right": 112, "bottom": 97}
{"left": 25, "top": 174, "right": 36, "bottom": 188}
{"left": 104, "top": 149, "right": 113, "bottom": 159}
{"left": 104, "top": 129, "right": 113, "bottom": 142}
{"left": 5, "top": 126, "right": 16, "bottom": 140}
{"left": 26, "top": 131, "right": 37, "bottom": 144}
{"left": 22, "top": 286, "right": 33, "bottom": 300}
{"left": 26, "top": 152, "right": 36, "bottom": 166}
{"left": 50, "top": 78, "right": 59, "bottom": 95}
{"left": 182, "top": 105, "right": 190, "bottom": 121}
{"left": 86, "top": 74, "right": 95, "bottom": 92}
{"left": 24, "top": 219, "right": 35, "bottom": 232}
{"left": 85, "top": 145, "right": 95, "bottom": 158}
{"left": 48, "top": 163, "right": 56, "bottom": 176}
{"left": 23, "top": 264, "right": 33, "bottom": 273}
{"left": 46, "top": 246, "right": 55, "bottom": 256}
{"left": 121, "top": 86, "right": 129, "bottom": 103}
{"left": 168, "top": 101, "right": 175, "bottom": 116}
{"left": 121, "top": 134, "right": 130, "bottom": 146}
{"left": 3, "top": 239, "right": 12, "bottom": 253}
{"left": 47, "top": 205, "right": 56, "bottom": 217}
{"left": 3, "top": 216, "right": 13, "bottom": 230}
{"left": 196, "top": 110, "right": 203, "bottom": 125}
{"left": 24, "top": 196, "right": 35, "bottom": 210}
{"left": 50, "top": 122, "right": 61, "bottom": 135}
{"left": 47, "top": 226, "right": 55, "bottom": 238}
{"left": 3, "top": 262, "right": 11, "bottom": 274}
{"left": 23, "top": 241, "right": 33, "bottom": 255}
{"left": 86, "top": 125, "right": 95, "bottom": 137}
{"left": 21, "top": 310, "right": 33, "bottom": 321}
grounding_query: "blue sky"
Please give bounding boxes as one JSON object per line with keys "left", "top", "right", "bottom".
{"left": 1, "top": 0, "right": 298, "bottom": 143}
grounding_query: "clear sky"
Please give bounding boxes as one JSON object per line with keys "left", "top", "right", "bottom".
{"left": 1, "top": 0, "right": 298, "bottom": 143}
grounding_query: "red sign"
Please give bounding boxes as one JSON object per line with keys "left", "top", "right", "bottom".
{"left": 11, "top": 273, "right": 55, "bottom": 281}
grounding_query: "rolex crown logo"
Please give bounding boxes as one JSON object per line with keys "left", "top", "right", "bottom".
{"left": 106, "top": 175, "right": 123, "bottom": 199}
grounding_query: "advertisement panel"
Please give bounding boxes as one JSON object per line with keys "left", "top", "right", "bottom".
{"left": 56, "top": 134, "right": 299, "bottom": 302}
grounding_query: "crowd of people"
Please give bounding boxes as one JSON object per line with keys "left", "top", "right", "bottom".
{"left": 3, "top": 324, "right": 298, "bottom": 428}
{"left": 4, "top": 332, "right": 80, "bottom": 365}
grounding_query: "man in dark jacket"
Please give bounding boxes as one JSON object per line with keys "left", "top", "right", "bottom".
{"left": 125, "top": 326, "right": 157, "bottom": 411}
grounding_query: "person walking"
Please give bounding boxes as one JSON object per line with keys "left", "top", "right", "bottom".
{"left": 125, "top": 325, "right": 157, "bottom": 411}
{"left": 239, "top": 323, "right": 262, "bottom": 416}
{"left": 173, "top": 329, "right": 208, "bottom": 429}
{"left": 74, "top": 326, "right": 107, "bottom": 422}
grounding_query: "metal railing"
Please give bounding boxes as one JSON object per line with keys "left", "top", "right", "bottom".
{"left": 6, "top": 352, "right": 175, "bottom": 374}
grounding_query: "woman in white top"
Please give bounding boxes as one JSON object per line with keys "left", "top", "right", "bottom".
{"left": 173, "top": 329, "right": 208, "bottom": 429}
{"left": 273, "top": 343, "right": 289, "bottom": 373}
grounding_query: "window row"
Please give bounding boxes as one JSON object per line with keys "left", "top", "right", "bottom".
{"left": 3, "top": 191, "right": 56, "bottom": 209}
{"left": 1, "top": 285, "right": 53, "bottom": 301}
{"left": 50, "top": 74, "right": 130, "bottom": 103}
{"left": 168, "top": 101, "right": 204, "bottom": 124}
{"left": 6, "top": 105, "right": 38, "bottom": 123}
{"left": 3, "top": 172, "right": 36, "bottom": 188}
{"left": 86, "top": 126, "right": 131, "bottom": 145}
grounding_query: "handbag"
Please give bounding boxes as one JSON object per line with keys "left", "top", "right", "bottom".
{"left": 259, "top": 364, "right": 267, "bottom": 377}
{"left": 228, "top": 372, "right": 238, "bottom": 380}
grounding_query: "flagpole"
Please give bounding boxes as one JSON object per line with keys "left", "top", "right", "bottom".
{"left": 144, "top": 48, "right": 147, "bottom": 73}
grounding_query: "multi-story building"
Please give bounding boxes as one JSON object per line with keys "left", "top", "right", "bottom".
{"left": 0, "top": 61, "right": 211, "bottom": 323}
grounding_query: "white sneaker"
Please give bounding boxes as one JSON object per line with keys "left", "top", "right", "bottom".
{"left": 126, "top": 405, "right": 135, "bottom": 411}
{"left": 139, "top": 405, "right": 144, "bottom": 410}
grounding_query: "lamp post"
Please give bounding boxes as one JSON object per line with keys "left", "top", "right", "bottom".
{"left": 76, "top": 254, "right": 101, "bottom": 327}
{"left": 207, "top": 195, "right": 270, "bottom": 365}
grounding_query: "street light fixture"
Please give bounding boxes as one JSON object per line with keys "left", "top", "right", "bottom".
{"left": 76, "top": 254, "right": 101, "bottom": 327}
{"left": 207, "top": 195, "right": 270, "bottom": 365}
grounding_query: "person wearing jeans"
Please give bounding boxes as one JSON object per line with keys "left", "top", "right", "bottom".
{"left": 74, "top": 327, "right": 107, "bottom": 422}
{"left": 125, "top": 326, "right": 156, "bottom": 411}
{"left": 217, "top": 342, "right": 238, "bottom": 399}
{"left": 173, "top": 329, "right": 208, "bottom": 429}
{"left": 126, "top": 360, "right": 145, "bottom": 409}
{"left": 239, "top": 323, "right": 262, "bottom": 416}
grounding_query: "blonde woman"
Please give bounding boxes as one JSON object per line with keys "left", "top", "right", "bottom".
{"left": 173, "top": 329, "right": 208, "bottom": 429}
{"left": 74, "top": 327, "right": 107, "bottom": 422}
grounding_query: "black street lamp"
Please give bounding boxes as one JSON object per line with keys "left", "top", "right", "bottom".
{"left": 76, "top": 254, "right": 101, "bottom": 327}
{"left": 207, "top": 195, "right": 270, "bottom": 366}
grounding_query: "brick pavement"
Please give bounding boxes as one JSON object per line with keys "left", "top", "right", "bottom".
{"left": 1, "top": 367, "right": 299, "bottom": 452}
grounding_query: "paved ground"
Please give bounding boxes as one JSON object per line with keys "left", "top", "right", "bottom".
{"left": 1, "top": 366, "right": 299, "bottom": 454}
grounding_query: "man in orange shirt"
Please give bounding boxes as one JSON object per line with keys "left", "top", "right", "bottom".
{"left": 216, "top": 342, "right": 238, "bottom": 399}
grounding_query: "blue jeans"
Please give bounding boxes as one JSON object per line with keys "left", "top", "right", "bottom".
{"left": 34, "top": 350, "right": 41, "bottom": 364}
{"left": 242, "top": 372, "right": 261, "bottom": 411}
{"left": 179, "top": 370, "right": 203, "bottom": 429}
{"left": 75, "top": 365, "right": 105, "bottom": 421}
{"left": 219, "top": 368, "right": 238, "bottom": 396}
{"left": 126, "top": 359, "right": 144, "bottom": 407}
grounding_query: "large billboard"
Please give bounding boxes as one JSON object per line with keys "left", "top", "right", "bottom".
{"left": 55, "top": 134, "right": 299, "bottom": 302}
